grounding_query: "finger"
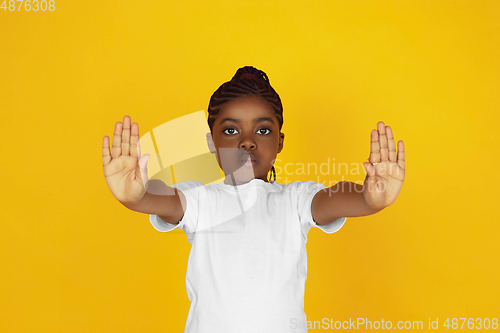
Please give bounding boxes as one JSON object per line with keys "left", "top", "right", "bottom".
{"left": 122, "top": 115, "right": 131, "bottom": 156}
{"left": 369, "top": 129, "right": 380, "bottom": 164}
{"left": 130, "top": 122, "right": 140, "bottom": 159}
{"left": 397, "top": 140, "right": 405, "bottom": 170}
{"left": 386, "top": 126, "right": 397, "bottom": 163}
{"left": 378, "top": 121, "right": 388, "bottom": 162}
{"left": 112, "top": 122, "right": 123, "bottom": 159}
{"left": 102, "top": 136, "right": 112, "bottom": 166}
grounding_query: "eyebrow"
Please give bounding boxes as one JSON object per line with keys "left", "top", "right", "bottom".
{"left": 219, "top": 117, "right": 275, "bottom": 125}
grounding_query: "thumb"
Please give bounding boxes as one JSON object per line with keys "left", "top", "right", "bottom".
{"left": 363, "top": 162, "right": 371, "bottom": 176}
{"left": 363, "top": 162, "right": 377, "bottom": 193}
{"left": 138, "top": 154, "right": 150, "bottom": 188}
{"left": 363, "top": 162, "right": 377, "bottom": 178}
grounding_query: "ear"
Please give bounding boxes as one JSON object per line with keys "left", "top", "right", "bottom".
{"left": 206, "top": 132, "right": 216, "bottom": 154}
{"left": 277, "top": 132, "right": 285, "bottom": 153}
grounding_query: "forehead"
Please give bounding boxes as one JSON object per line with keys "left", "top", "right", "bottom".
{"left": 215, "top": 96, "right": 277, "bottom": 126}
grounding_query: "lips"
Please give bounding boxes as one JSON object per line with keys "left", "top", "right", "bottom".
{"left": 240, "top": 153, "right": 257, "bottom": 164}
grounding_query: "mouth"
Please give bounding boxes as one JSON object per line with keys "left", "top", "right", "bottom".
{"left": 240, "top": 153, "right": 257, "bottom": 166}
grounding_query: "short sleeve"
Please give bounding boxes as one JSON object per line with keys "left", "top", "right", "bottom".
{"left": 296, "top": 180, "right": 347, "bottom": 234}
{"left": 149, "top": 180, "right": 204, "bottom": 233}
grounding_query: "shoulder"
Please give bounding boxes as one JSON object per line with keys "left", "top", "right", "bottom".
{"left": 170, "top": 180, "right": 206, "bottom": 192}
{"left": 168, "top": 181, "right": 209, "bottom": 203}
{"left": 281, "top": 180, "right": 326, "bottom": 196}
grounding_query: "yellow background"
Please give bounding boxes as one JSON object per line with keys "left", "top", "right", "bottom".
{"left": 1, "top": 0, "right": 499, "bottom": 331}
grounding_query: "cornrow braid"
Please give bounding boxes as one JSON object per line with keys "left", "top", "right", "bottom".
{"left": 268, "top": 166, "right": 277, "bottom": 183}
{"left": 207, "top": 66, "right": 284, "bottom": 133}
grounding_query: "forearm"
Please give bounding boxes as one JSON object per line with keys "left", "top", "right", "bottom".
{"left": 333, "top": 181, "right": 384, "bottom": 217}
{"left": 313, "top": 181, "right": 384, "bottom": 224}
{"left": 121, "top": 186, "right": 182, "bottom": 219}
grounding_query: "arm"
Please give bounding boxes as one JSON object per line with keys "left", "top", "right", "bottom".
{"left": 123, "top": 186, "right": 186, "bottom": 225}
{"left": 312, "top": 121, "right": 406, "bottom": 226}
{"left": 311, "top": 181, "right": 383, "bottom": 225}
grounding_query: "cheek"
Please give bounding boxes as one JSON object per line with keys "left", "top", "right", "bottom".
{"left": 213, "top": 135, "right": 233, "bottom": 148}
{"left": 262, "top": 136, "right": 280, "bottom": 149}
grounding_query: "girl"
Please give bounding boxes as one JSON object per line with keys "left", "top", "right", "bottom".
{"left": 102, "top": 66, "right": 405, "bottom": 333}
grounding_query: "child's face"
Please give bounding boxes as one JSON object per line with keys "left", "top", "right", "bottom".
{"left": 207, "top": 95, "right": 284, "bottom": 185}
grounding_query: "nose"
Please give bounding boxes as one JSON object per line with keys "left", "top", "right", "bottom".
{"left": 238, "top": 134, "right": 256, "bottom": 150}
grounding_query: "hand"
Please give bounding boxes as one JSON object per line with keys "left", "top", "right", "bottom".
{"left": 102, "top": 115, "right": 151, "bottom": 206}
{"left": 362, "top": 121, "right": 405, "bottom": 210}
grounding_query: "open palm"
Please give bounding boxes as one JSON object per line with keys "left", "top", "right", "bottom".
{"left": 362, "top": 121, "right": 405, "bottom": 210}
{"left": 102, "top": 116, "right": 150, "bottom": 205}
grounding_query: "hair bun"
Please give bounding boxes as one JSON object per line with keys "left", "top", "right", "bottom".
{"left": 231, "top": 66, "right": 270, "bottom": 84}
{"left": 240, "top": 73, "right": 258, "bottom": 80}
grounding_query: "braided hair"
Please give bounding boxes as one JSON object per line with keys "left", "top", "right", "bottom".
{"left": 207, "top": 66, "right": 282, "bottom": 183}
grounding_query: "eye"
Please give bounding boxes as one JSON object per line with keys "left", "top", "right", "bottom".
{"left": 257, "top": 128, "right": 271, "bottom": 135}
{"left": 223, "top": 128, "right": 239, "bottom": 135}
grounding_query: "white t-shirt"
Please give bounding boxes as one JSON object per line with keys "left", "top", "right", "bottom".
{"left": 150, "top": 178, "right": 347, "bottom": 333}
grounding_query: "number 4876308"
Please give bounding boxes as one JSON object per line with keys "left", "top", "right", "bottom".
{"left": 1, "top": 0, "right": 55, "bottom": 11}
